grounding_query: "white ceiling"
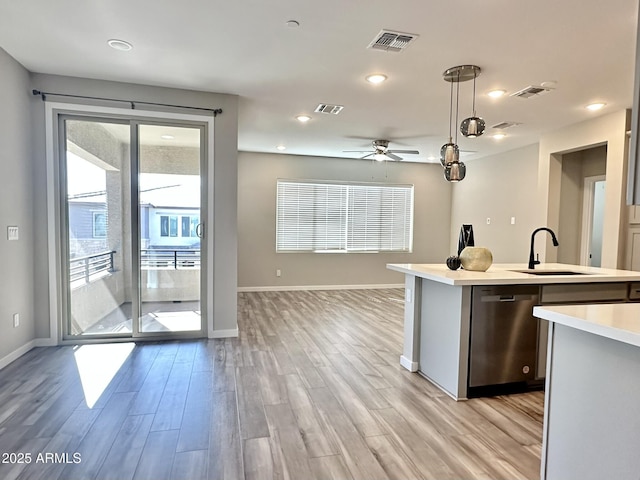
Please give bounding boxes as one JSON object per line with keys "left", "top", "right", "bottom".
{"left": 1, "top": 0, "right": 638, "bottom": 163}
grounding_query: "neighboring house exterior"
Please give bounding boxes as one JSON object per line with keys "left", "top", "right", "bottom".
{"left": 68, "top": 199, "right": 200, "bottom": 258}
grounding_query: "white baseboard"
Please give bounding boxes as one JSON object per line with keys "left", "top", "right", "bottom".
{"left": 0, "top": 337, "right": 60, "bottom": 371}
{"left": 238, "top": 283, "right": 403, "bottom": 292}
{"left": 208, "top": 328, "right": 239, "bottom": 339}
{"left": 34, "top": 338, "right": 57, "bottom": 347}
{"left": 0, "top": 340, "right": 37, "bottom": 370}
{"left": 400, "top": 355, "right": 419, "bottom": 372}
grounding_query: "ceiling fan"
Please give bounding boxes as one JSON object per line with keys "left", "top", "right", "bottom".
{"left": 344, "top": 139, "right": 419, "bottom": 161}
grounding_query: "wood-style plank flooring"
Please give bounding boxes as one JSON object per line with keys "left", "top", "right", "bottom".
{"left": 0, "top": 289, "right": 544, "bottom": 480}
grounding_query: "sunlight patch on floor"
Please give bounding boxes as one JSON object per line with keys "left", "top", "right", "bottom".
{"left": 73, "top": 342, "right": 135, "bottom": 408}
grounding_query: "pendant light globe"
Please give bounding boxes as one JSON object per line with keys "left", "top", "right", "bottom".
{"left": 444, "top": 161, "right": 466, "bottom": 182}
{"left": 440, "top": 141, "right": 460, "bottom": 166}
{"left": 460, "top": 116, "right": 486, "bottom": 138}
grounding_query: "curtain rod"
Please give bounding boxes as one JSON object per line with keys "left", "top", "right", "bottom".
{"left": 32, "top": 89, "right": 223, "bottom": 116}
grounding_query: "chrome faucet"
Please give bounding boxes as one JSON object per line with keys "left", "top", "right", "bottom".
{"left": 528, "top": 227, "right": 559, "bottom": 269}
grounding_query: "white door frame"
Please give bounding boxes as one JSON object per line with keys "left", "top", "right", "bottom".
{"left": 45, "top": 101, "right": 214, "bottom": 344}
{"left": 580, "top": 175, "right": 606, "bottom": 266}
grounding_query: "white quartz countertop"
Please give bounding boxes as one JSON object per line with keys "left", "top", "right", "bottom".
{"left": 533, "top": 303, "right": 640, "bottom": 348}
{"left": 386, "top": 262, "right": 640, "bottom": 286}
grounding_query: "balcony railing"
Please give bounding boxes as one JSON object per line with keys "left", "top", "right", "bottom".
{"left": 70, "top": 250, "right": 115, "bottom": 284}
{"left": 141, "top": 249, "right": 201, "bottom": 269}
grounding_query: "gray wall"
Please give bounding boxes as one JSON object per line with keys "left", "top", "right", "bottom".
{"left": 450, "top": 143, "right": 540, "bottom": 263}
{"left": 557, "top": 146, "right": 607, "bottom": 264}
{"left": 238, "top": 152, "right": 452, "bottom": 289}
{"left": 0, "top": 48, "right": 36, "bottom": 361}
{"left": 29, "top": 73, "right": 239, "bottom": 337}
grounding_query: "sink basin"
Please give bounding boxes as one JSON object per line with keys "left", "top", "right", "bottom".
{"left": 510, "top": 269, "right": 589, "bottom": 276}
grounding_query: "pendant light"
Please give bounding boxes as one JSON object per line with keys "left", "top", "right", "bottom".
{"left": 440, "top": 79, "right": 459, "bottom": 166}
{"left": 444, "top": 160, "right": 466, "bottom": 182}
{"left": 460, "top": 67, "right": 485, "bottom": 138}
{"left": 441, "top": 65, "right": 480, "bottom": 182}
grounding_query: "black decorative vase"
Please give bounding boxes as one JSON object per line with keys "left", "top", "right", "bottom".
{"left": 446, "top": 255, "right": 461, "bottom": 270}
{"left": 457, "top": 224, "right": 475, "bottom": 256}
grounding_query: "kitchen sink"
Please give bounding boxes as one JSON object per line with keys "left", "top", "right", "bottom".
{"left": 510, "top": 269, "right": 590, "bottom": 276}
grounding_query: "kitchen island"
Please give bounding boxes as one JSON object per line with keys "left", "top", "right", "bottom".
{"left": 386, "top": 262, "right": 640, "bottom": 400}
{"left": 533, "top": 303, "right": 640, "bottom": 480}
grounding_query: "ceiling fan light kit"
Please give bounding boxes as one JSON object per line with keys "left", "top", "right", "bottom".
{"left": 440, "top": 64, "right": 482, "bottom": 182}
{"left": 344, "top": 139, "right": 419, "bottom": 162}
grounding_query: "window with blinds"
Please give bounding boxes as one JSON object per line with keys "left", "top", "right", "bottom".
{"left": 276, "top": 180, "right": 414, "bottom": 253}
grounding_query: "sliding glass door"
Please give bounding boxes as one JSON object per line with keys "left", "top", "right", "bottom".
{"left": 61, "top": 116, "right": 205, "bottom": 339}
{"left": 136, "top": 123, "right": 203, "bottom": 335}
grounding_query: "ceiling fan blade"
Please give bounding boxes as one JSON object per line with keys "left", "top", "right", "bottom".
{"left": 388, "top": 149, "right": 420, "bottom": 154}
{"left": 385, "top": 152, "right": 403, "bottom": 161}
{"left": 360, "top": 153, "right": 374, "bottom": 159}
{"left": 343, "top": 150, "right": 374, "bottom": 153}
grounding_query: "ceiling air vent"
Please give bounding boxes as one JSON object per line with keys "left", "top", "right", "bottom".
{"left": 491, "top": 121, "right": 522, "bottom": 130}
{"left": 510, "top": 85, "right": 553, "bottom": 99}
{"left": 368, "top": 30, "right": 418, "bottom": 52}
{"left": 315, "top": 104, "right": 344, "bottom": 115}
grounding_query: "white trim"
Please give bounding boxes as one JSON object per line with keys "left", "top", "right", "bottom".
{"left": 237, "top": 283, "right": 403, "bottom": 292}
{"left": 400, "top": 355, "right": 418, "bottom": 372}
{"left": 206, "top": 116, "right": 215, "bottom": 340}
{"left": 208, "top": 328, "right": 238, "bottom": 339}
{"left": 34, "top": 338, "right": 57, "bottom": 347}
{"left": 580, "top": 175, "right": 606, "bottom": 266}
{"left": 540, "top": 321, "right": 555, "bottom": 480}
{"left": 0, "top": 340, "right": 37, "bottom": 370}
{"left": 45, "top": 101, "right": 215, "bottom": 343}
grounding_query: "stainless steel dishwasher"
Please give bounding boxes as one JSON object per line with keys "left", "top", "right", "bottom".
{"left": 469, "top": 285, "right": 540, "bottom": 395}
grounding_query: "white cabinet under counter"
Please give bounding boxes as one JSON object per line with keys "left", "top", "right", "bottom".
{"left": 387, "top": 262, "right": 640, "bottom": 400}
{"left": 533, "top": 303, "right": 640, "bottom": 480}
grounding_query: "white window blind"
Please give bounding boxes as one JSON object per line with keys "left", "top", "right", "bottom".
{"left": 276, "top": 180, "right": 413, "bottom": 253}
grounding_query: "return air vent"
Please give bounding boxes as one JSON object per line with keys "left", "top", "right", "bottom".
{"left": 491, "top": 121, "right": 522, "bottom": 130}
{"left": 314, "top": 104, "right": 344, "bottom": 115}
{"left": 510, "top": 85, "right": 553, "bottom": 99}
{"left": 368, "top": 30, "right": 418, "bottom": 52}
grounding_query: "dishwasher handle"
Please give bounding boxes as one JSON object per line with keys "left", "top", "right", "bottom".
{"left": 481, "top": 294, "right": 538, "bottom": 303}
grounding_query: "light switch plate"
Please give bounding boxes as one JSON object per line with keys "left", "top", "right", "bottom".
{"left": 7, "top": 226, "right": 18, "bottom": 241}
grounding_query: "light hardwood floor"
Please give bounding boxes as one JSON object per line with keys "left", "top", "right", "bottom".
{"left": 0, "top": 289, "right": 543, "bottom": 480}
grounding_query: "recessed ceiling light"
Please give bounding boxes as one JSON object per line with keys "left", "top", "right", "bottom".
{"left": 107, "top": 39, "right": 133, "bottom": 51}
{"left": 366, "top": 74, "right": 388, "bottom": 84}
{"left": 586, "top": 102, "right": 606, "bottom": 111}
{"left": 487, "top": 89, "right": 506, "bottom": 98}
{"left": 276, "top": 145, "right": 286, "bottom": 151}
{"left": 296, "top": 114, "right": 311, "bottom": 123}
{"left": 161, "top": 134, "right": 174, "bottom": 140}
{"left": 492, "top": 133, "right": 507, "bottom": 140}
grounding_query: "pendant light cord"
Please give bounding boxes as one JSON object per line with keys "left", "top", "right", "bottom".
{"left": 472, "top": 73, "right": 477, "bottom": 116}
{"left": 455, "top": 71, "right": 460, "bottom": 145}
{"left": 448, "top": 80, "right": 454, "bottom": 142}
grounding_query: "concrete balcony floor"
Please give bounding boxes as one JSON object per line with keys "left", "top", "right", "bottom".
{"left": 81, "top": 300, "right": 201, "bottom": 335}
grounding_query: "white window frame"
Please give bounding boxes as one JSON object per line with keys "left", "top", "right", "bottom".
{"left": 276, "top": 179, "right": 414, "bottom": 253}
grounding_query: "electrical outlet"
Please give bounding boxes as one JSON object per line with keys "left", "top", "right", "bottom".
{"left": 7, "top": 226, "right": 19, "bottom": 241}
{"left": 13, "top": 313, "right": 19, "bottom": 328}
{"left": 511, "top": 216, "right": 516, "bottom": 225}
{"left": 276, "top": 269, "right": 282, "bottom": 277}
{"left": 486, "top": 217, "right": 491, "bottom": 225}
